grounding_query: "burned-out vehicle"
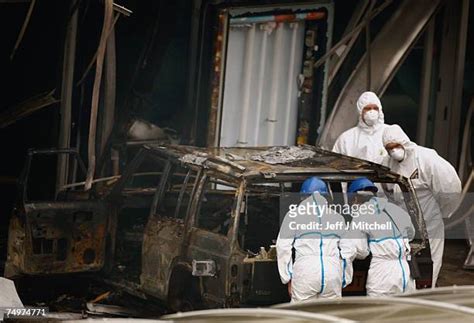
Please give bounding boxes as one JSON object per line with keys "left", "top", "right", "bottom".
{"left": 5, "top": 149, "right": 110, "bottom": 277}
{"left": 5, "top": 145, "right": 432, "bottom": 311}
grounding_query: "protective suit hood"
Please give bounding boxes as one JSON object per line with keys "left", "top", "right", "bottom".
{"left": 382, "top": 124, "right": 417, "bottom": 150}
{"left": 332, "top": 92, "right": 388, "bottom": 163}
{"left": 382, "top": 125, "right": 462, "bottom": 287}
{"left": 357, "top": 91, "right": 385, "bottom": 133}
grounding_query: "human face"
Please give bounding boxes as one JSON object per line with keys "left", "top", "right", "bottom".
{"left": 385, "top": 142, "right": 403, "bottom": 151}
{"left": 385, "top": 143, "right": 405, "bottom": 162}
{"left": 362, "top": 104, "right": 380, "bottom": 126}
{"left": 362, "top": 104, "right": 379, "bottom": 114}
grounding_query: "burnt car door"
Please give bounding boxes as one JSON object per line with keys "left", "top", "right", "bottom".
{"left": 5, "top": 149, "right": 108, "bottom": 277}
{"left": 184, "top": 173, "right": 242, "bottom": 307}
{"left": 139, "top": 158, "right": 200, "bottom": 301}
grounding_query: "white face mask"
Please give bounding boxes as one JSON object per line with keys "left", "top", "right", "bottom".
{"left": 389, "top": 147, "right": 405, "bottom": 162}
{"left": 363, "top": 110, "right": 379, "bottom": 126}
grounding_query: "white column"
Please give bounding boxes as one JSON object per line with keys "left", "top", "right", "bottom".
{"left": 266, "top": 23, "right": 284, "bottom": 145}
{"left": 254, "top": 23, "right": 272, "bottom": 145}
{"left": 283, "top": 22, "right": 299, "bottom": 143}
{"left": 237, "top": 24, "right": 256, "bottom": 146}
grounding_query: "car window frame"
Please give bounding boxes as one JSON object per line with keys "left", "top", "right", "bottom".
{"left": 192, "top": 171, "right": 242, "bottom": 239}
{"left": 149, "top": 159, "right": 200, "bottom": 221}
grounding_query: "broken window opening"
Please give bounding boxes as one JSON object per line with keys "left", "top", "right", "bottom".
{"left": 238, "top": 180, "right": 301, "bottom": 253}
{"left": 157, "top": 163, "right": 199, "bottom": 220}
{"left": 236, "top": 178, "right": 422, "bottom": 254}
{"left": 123, "top": 155, "right": 167, "bottom": 194}
{"left": 195, "top": 177, "right": 237, "bottom": 236}
{"left": 115, "top": 206, "right": 150, "bottom": 283}
{"left": 114, "top": 155, "right": 168, "bottom": 283}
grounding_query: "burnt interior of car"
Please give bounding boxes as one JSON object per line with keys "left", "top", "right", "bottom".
{"left": 26, "top": 154, "right": 58, "bottom": 201}
{"left": 240, "top": 195, "right": 281, "bottom": 253}
{"left": 196, "top": 179, "right": 237, "bottom": 235}
{"left": 112, "top": 158, "right": 202, "bottom": 282}
{"left": 238, "top": 182, "right": 301, "bottom": 254}
{"left": 158, "top": 165, "right": 198, "bottom": 220}
{"left": 114, "top": 207, "right": 150, "bottom": 283}
{"left": 112, "top": 158, "right": 165, "bottom": 283}
{"left": 235, "top": 178, "right": 421, "bottom": 295}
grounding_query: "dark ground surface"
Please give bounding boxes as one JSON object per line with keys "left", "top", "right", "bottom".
{"left": 5, "top": 239, "right": 473, "bottom": 319}
{"left": 438, "top": 239, "right": 474, "bottom": 286}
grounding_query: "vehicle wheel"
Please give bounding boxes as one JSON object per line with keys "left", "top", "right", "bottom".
{"left": 168, "top": 270, "right": 202, "bottom": 312}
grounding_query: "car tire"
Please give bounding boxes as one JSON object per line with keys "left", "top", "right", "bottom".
{"left": 168, "top": 269, "right": 202, "bottom": 312}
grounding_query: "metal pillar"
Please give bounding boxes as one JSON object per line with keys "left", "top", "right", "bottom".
{"left": 450, "top": 0, "right": 469, "bottom": 164}
{"left": 417, "top": 20, "right": 435, "bottom": 146}
{"left": 328, "top": 0, "right": 371, "bottom": 84}
{"left": 57, "top": 0, "right": 78, "bottom": 192}
{"left": 365, "top": 20, "right": 371, "bottom": 91}
{"left": 100, "top": 20, "right": 117, "bottom": 161}
{"left": 433, "top": 0, "right": 468, "bottom": 165}
{"left": 317, "top": 0, "right": 441, "bottom": 150}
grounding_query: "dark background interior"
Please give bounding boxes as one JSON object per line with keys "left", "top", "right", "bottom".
{"left": 0, "top": 0, "right": 472, "bottom": 266}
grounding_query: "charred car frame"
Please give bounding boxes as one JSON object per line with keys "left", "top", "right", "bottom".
{"left": 5, "top": 145, "right": 432, "bottom": 311}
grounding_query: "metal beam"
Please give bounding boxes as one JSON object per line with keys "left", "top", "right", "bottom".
{"left": 9, "top": 0, "right": 36, "bottom": 60}
{"left": 417, "top": 20, "right": 435, "bottom": 146}
{"left": 318, "top": 0, "right": 441, "bottom": 150}
{"left": 57, "top": 0, "right": 78, "bottom": 193}
{"left": 312, "top": 0, "right": 393, "bottom": 71}
{"left": 433, "top": 0, "right": 468, "bottom": 165}
{"left": 84, "top": 0, "right": 114, "bottom": 190}
{"left": 0, "top": 90, "right": 58, "bottom": 128}
{"left": 100, "top": 17, "right": 117, "bottom": 163}
{"left": 449, "top": 0, "right": 469, "bottom": 165}
{"left": 328, "top": 0, "right": 371, "bottom": 84}
{"left": 458, "top": 98, "right": 473, "bottom": 182}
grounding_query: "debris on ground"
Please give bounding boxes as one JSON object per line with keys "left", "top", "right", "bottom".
{"left": 89, "top": 291, "right": 112, "bottom": 304}
{"left": 86, "top": 302, "right": 142, "bottom": 317}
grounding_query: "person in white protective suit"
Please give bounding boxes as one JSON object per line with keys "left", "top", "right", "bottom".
{"left": 382, "top": 124, "right": 462, "bottom": 287}
{"left": 333, "top": 91, "right": 389, "bottom": 164}
{"left": 276, "top": 177, "right": 356, "bottom": 301}
{"left": 348, "top": 177, "right": 416, "bottom": 296}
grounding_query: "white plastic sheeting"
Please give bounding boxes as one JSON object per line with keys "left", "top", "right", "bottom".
{"left": 220, "top": 21, "right": 305, "bottom": 147}
{"left": 0, "top": 277, "right": 23, "bottom": 320}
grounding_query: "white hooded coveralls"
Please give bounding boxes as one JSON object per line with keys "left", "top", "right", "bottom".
{"left": 352, "top": 196, "right": 416, "bottom": 296}
{"left": 382, "top": 125, "right": 462, "bottom": 286}
{"left": 332, "top": 91, "right": 389, "bottom": 164}
{"left": 276, "top": 193, "right": 356, "bottom": 301}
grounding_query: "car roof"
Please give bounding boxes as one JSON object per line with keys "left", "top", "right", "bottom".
{"left": 143, "top": 144, "right": 401, "bottom": 182}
